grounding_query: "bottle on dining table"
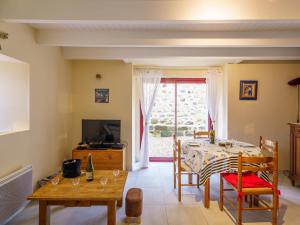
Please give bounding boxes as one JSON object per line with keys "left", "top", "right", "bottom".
{"left": 209, "top": 126, "right": 215, "bottom": 144}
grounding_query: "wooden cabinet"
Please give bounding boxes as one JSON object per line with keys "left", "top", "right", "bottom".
{"left": 289, "top": 123, "right": 300, "bottom": 186}
{"left": 72, "top": 148, "right": 126, "bottom": 170}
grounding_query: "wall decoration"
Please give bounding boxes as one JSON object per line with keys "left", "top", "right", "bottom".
{"left": 239, "top": 80, "right": 258, "bottom": 100}
{"left": 95, "top": 88, "right": 109, "bottom": 103}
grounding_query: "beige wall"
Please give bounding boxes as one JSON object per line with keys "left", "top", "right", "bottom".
{"left": 0, "top": 22, "right": 72, "bottom": 185}
{"left": 71, "top": 60, "right": 133, "bottom": 170}
{"left": 227, "top": 64, "right": 300, "bottom": 170}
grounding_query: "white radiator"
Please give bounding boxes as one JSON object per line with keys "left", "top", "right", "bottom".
{"left": 0, "top": 165, "right": 32, "bottom": 225}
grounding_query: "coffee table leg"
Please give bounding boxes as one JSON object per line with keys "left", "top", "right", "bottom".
{"left": 107, "top": 200, "right": 116, "bottom": 225}
{"left": 204, "top": 178, "right": 210, "bottom": 208}
{"left": 39, "top": 201, "right": 50, "bottom": 225}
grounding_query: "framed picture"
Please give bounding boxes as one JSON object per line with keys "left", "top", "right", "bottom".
{"left": 95, "top": 88, "right": 109, "bottom": 103}
{"left": 239, "top": 80, "right": 258, "bottom": 100}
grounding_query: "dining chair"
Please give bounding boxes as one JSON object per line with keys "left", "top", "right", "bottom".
{"left": 173, "top": 135, "right": 200, "bottom": 202}
{"left": 219, "top": 138, "right": 279, "bottom": 225}
{"left": 193, "top": 130, "right": 209, "bottom": 139}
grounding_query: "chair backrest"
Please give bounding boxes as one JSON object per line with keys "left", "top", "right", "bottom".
{"left": 193, "top": 130, "right": 209, "bottom": 139}
{"left": 237, "top": 137, "right": 278, "bottom": 192}
{"left": 259, "top": 136, "right": 277, "bottom": 153}
{"left": 173, "top": 135, "right": 181, "bottom": 167}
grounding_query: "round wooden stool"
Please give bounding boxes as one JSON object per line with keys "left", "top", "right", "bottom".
{"left": 125, "top": 188, "right": 143, "bottom": 224}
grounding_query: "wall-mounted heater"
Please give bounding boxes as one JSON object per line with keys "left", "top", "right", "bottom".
{"left": 0, "top": 165, "right": 32, "bottom": 225}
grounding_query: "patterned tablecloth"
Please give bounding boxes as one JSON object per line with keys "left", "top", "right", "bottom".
{"left": 182, "top": 139, "right": 270, "bottom": 185}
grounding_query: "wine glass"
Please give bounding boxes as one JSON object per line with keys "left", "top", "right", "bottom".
{"left": 57, "top": 166, "right": 62, "bottom": 178}
{"left": 51, "top": 176, "right": 60, "bottom": 186}
{"left": 225, "top": 142, "right": 232, "bottom": 150}
{"left": 100, "top": 176, "right": 108, "bottom": 191}
{"left": 72, "top": 177, "right": 80, "bottom": 186}
{"left": 113, "top": 169, "right": 120, "bottom": 181}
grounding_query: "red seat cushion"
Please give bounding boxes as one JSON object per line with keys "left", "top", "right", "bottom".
{"left": 221, "top": 172, "right": 273, "bottom": 189}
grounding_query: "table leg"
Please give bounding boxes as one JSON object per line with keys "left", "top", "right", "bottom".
{"left": 253, "top": 195, "right": 259, "bottom": 206}
{"left": 117, "top": 198, "right": 123, "bottom": 207}
{"left": 188, "top": 174, "right": 193, "bottom": 184}
{"left": 107, "top": 200, "right": 116, "bottom": 225}
{"left": 39, "top": 201, "right": 50, "bottom": 225}
{"left": 204, "top": 178, "right": 210, "bottom": 208}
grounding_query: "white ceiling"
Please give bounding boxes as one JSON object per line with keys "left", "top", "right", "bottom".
{"left": 2, "top": 0, "right": 300, "bottom": 66}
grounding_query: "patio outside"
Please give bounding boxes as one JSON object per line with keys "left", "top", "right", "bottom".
{"left": 149, "top": 82, "right": 208, "bottom": 157}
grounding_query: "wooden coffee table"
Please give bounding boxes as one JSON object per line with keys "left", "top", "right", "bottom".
{"left": 28, "top": 170, "right": 128, "bottom": 225}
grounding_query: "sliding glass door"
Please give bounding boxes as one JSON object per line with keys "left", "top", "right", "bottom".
{"left": 147, "top": 78, "right": 208, "bottom": 161}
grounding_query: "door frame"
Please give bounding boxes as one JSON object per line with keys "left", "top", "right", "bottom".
{"left": 140, "top": 77, "right": 209, "bottom": 162}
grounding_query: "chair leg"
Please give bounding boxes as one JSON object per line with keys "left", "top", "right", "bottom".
{"left": 272, "top": 193, "right": 278, "bottom": 225}
{"left": 197, "top": 174, "right": 200, "bottom": 188}
{"left": 237, "top": 196, "right": 243, "bottom": 225}
{"left": 178, "top": 172, "right": 181, "bottom": 202}
{"left": 173, "top": 166, "right": 176, "bottom": 189}
{"left": 249, "top": 195, "right": 253, "bottom": 208}
{"left": 219, "top": 175, "right": 224, "bottom": 211}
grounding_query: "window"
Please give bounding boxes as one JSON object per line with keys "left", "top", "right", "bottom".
{"left": 0, "top": 54, "right": 30, "bottom": 135}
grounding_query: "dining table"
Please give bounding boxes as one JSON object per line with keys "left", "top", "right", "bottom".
{"left": 181, "top": 138, "right": 271, "bottom": 208}
{"left": 28, "top": 170, "right": 128, "bottom": 225}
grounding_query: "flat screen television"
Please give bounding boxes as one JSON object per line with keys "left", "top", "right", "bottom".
{"left": 82, "top": 119, "right": 121, "bottom": 144}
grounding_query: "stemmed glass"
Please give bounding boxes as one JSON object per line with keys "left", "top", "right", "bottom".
{"left": 113, "top": 169, "right": 120, "bottom": 181}
{"left": 57, "top": 166, "right": 62, "bottom": 179}
{"left": 51, "top": 176, "right": 60, "bottom": 186}
{"left": 72, "top": 177, "right": 80, "bottom": 186}
{"left": 72, "top": 177, "right": 80, "bottom": 191}
{"left": 225, "top": 142, "right": 232, "bottom": 150}
{"left": 100, "top": 176, "right": 108, "bottom": 191}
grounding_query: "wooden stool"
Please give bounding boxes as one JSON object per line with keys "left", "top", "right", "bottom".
{"left": 125, "top": 188, "right": 143, "bottom": 224}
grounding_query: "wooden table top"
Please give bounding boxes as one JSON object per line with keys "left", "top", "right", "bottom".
{"left": 28, "top": 170, "right": 128, "bottom": 201}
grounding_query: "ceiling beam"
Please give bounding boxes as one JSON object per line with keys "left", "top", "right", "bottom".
{"left": 36, "top": 30, "right": 300, "bottom": 47}
{"left": 1, "top": 0, "right": 300, "bottom": 22}
{"left": 62, "top": 47, "right": 300, "bottom": 60}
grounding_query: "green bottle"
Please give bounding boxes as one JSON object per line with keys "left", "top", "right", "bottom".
{"left": 209, "top": 128, "right": 215, "bottom": 144}
{"left": 86, "top": 153, "right": 94, "bottom": 182}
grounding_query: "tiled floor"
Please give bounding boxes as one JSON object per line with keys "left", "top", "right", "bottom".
{"left": 8, "top": 163, "right": 300, "bottom": 225}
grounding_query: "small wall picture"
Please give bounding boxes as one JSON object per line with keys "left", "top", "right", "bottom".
{"left": 239, "top": 80, "right": 258, "bottom": 100}
{"left": 95, "top": 88, "right": 109, "bottom": 103}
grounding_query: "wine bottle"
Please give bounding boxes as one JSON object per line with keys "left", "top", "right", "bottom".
{"left": 86, "top": 153, "right": 94, "bottom": 182}
{"left": 209, "top": 124, "right": 215, "bottom": 144}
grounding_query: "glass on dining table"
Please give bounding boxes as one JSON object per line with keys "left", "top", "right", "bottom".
{"left": 225, "top": 141, "right": 232, "bottom": 150}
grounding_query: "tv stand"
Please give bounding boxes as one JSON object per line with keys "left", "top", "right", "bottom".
{"left": 72, "top": 147, "right": 126, "bottom": 170}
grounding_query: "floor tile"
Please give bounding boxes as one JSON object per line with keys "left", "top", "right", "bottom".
{"left": 165, "top": 204, "right": 208, "bottom": 225}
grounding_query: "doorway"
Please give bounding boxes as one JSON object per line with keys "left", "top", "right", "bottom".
{"left": 141, "top": 78, "right": 209, "bottom": 162}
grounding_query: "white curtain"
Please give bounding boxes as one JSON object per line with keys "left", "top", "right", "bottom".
{"left": 206, "top": 69, "right": 227, "bottom": 139}
{"left": 136, "top": 69, "right": 162, "bottom": 168}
